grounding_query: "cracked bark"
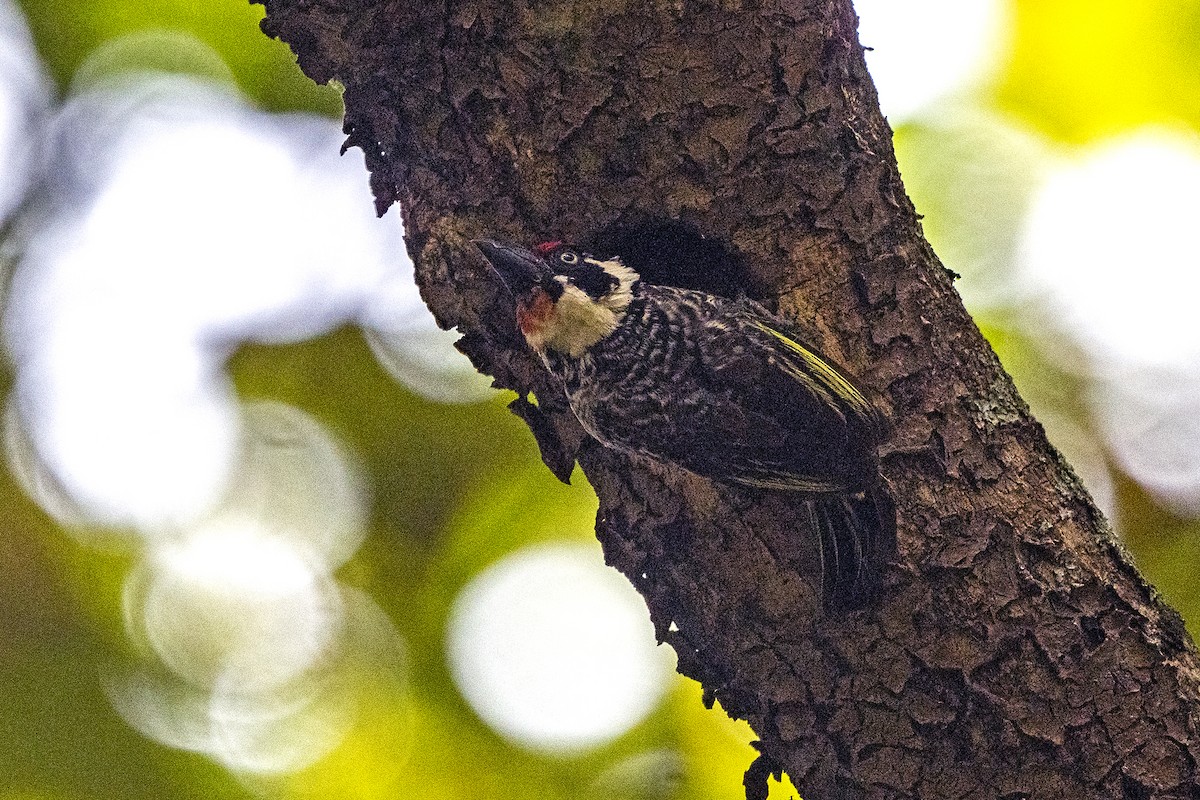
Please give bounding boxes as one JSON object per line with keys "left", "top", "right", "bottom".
{"left": 256, "top": 0, "right": 1200, "bottom": 797}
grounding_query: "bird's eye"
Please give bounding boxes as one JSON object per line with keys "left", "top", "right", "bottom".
{"left": 559, "top": 251, "right": 580, "bottom": 265}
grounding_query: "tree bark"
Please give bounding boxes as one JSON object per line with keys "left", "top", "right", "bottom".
{"left": 257, "top": 0, "right": 1200, "bottom": 796}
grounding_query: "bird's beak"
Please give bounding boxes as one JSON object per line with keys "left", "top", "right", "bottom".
{"left": 474, "top": 239, "right": 547, "bottom": 300}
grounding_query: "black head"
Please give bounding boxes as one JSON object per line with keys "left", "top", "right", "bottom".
{"left": 475, "top": 238, "right": 641, "bottom": 357}
{"left": 534, "top": 242, "right": 630, "bottom": 301}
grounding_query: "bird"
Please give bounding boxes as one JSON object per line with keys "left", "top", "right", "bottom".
{"left": 475, "top": 238, "right": 895, "bottom": 608}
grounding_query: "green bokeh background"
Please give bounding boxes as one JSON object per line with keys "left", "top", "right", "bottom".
{"left": 4, "top": 1, "right": 1200, "bottom": 798}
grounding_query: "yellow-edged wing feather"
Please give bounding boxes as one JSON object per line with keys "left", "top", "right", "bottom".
{"left": 751, "top": 320, "right": 876, "bottom": 422}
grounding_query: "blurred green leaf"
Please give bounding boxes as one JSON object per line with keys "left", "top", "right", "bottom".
{"left": 15, "top": 0, "right": 341, "bottom": 115}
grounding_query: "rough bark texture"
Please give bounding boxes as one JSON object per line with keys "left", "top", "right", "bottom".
{"left": 257, "top": 1, "right": 1200, "bottom": 796}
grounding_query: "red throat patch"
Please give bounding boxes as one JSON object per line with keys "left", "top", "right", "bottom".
{"left": 516, "top": 289, "right": 556, "bottom": 338}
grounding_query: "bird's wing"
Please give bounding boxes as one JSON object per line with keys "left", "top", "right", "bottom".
{"left": 747, "top": 318, "right": 882, "bottom": 437}
{"left": 689, "top": 302, "right": 882, "bottom": 491}
{"left": 698, "top": 308, "right": 894, "bottom": 607}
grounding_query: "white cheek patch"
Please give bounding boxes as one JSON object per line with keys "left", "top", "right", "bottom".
{"left": 541, "top": 283, "right": 621, "bottom": 357}
{"left": 530, "top": 256, "right": 640, "bottom": 357}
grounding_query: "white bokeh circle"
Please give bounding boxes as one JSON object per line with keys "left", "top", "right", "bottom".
{"left": 1019, "top": 129, "right": 1200, "bottom": 516}
{"left": 124, "top": 517, "right": 345, "bottom": 694}
{"left": 226, "top": 400, "right": 369, "bottom": 570}
{"left": 109, "top": 586, "right": 407, "bottom": 777}
{"left": 4, "top": 72, "right": 486, "bottom": 533}
{"left": 1089, "top": 367, "right": 1200, "bottom": 517}
{"left": 1, "top": 52, "right": 429, "bottom": 781}
{"left": 0, "top": 0, "right": 51, "bottom": 224}
{"left": 1020, "top": 129, "right": 1200, "bottom": 371}
{"left": 446, "top": 543, "right": 674, "bottom": 753}
{"left": 856, "top": 0, "right": 1008, "bottom": 122}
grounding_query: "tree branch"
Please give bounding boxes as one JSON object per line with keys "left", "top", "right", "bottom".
{"left": 257, "top": 0, "right": 1200, "bottom": 795}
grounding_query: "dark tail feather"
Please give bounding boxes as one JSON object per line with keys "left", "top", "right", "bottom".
{"left": 809, "top": 484, "right": 896, "bottom": 610}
